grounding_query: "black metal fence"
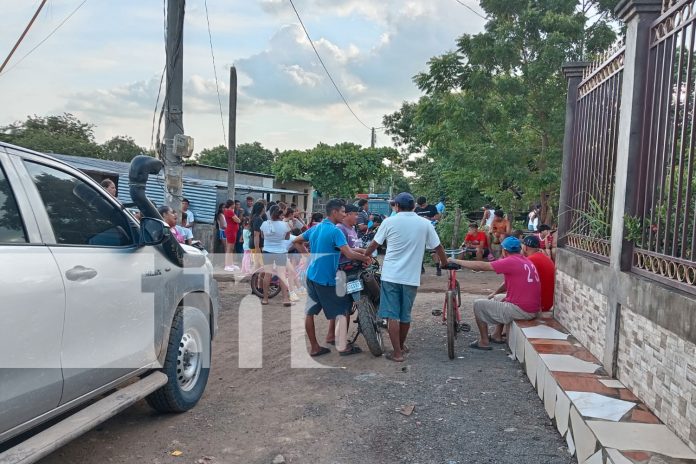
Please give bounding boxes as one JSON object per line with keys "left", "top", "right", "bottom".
{"left": 632, "top": 0, "right": 696, "bottom": 289}
{"left": 565, "top": 46, "right": 625, "bottom": 261}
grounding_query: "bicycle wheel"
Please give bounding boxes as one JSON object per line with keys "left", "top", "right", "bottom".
{"left": 250, "top": 270, "right": 281, "bottom": 299}
{"left": 455, "top": 280, "right": 461, "bottom": 309}
{"left": 446, "top": 290, "right": 456, "bottom": 359}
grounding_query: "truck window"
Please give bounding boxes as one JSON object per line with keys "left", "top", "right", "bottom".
{"left": 24, "top": 161, "right": 133, "bottom": 247}
{"left": 0, "top": 164, "right": 28, "bottom": 243}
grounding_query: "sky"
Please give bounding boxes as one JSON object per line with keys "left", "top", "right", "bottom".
{"left": 0, "top": 0, "right": 486, "bottom": 153}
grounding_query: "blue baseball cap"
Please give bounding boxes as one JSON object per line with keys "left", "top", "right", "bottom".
{"left": 393, "top": 192, "right": 415, "bottom": 207}
{"left": 501, "top": 236, "right": 522, "bottom": 253}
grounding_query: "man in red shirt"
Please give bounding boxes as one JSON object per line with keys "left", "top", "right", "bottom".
{"left": 522, "top": 235, "right": 555, "bottom": 312}
{"left": 447, "top": 237, "right": 540, "bottom": 350}
{"left": 460, "top": 223, "right": 489, "bottom": 261}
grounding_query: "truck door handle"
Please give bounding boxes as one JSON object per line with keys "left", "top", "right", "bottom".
{"left": 65, "top": 266, "right": 98, "bottom": 281}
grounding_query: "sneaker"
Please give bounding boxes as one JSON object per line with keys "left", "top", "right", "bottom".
{"left": 289, "top": 291, "right": 299, "bottom": 302}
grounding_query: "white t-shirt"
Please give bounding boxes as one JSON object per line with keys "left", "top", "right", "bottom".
{"left": 373, "top": 212, "right": 441, "bottom": 287}
{"left": 260, "top": 220, "right": 290, "bottom": 253}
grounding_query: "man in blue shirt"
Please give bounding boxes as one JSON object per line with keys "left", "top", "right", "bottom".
{"left": 293, "top": 199, "right": 370, "bottom": 357}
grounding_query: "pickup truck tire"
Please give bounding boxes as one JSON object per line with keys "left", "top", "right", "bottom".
{"left": 146, "top": 306, "right": 211, "bottom": 412}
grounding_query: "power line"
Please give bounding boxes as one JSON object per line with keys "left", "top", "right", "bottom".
{"left": 0, "top": 0, "right": 48, "bottom": 74}
{"left": 453, "top": 0, "right": 487, "bottom": 20}
{"left": 288, "top": 0, "right": 372, "bottom": 130}
{"left": 204, "top": 0, "right": 227, "bottom": 146}
{"left": 149, "top": 0, "right": 167, "bottom": 153}
{"left": 0, "top": 0, "right": 89, "bottom": 78}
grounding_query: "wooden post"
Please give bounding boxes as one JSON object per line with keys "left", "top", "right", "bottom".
{"left": 451, "top": 207, "right": 462, "bottom": 249}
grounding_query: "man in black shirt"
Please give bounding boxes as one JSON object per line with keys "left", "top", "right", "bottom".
{"left": 415, "top": 196, "right": 441, "bottom": 223}
{"left": 415, "top": 196, "right": 442, "bottom": 276}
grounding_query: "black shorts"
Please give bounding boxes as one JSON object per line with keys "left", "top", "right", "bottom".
{"left": 262, "top": 251, "right": 287, "bottom": 266}
{"left": 464, "top": 247, "right": 490, "bottom": 258}
{"left": 305, "top": 278, "right": 353, "bottom": 320}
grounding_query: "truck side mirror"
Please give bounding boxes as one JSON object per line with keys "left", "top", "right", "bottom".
{"left": 139, "top": 217, "right": 168, "bottom": 246}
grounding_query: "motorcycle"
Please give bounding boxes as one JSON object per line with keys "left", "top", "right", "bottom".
{"left": 337, "top": 259, "right": 384, "bottom": 356}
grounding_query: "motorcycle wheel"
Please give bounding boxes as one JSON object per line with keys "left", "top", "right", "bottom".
{"left": 356, "top": 295, "right": 384, "bottom": 357}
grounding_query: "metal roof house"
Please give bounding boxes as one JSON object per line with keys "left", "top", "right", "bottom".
{"left": 52, "top": 154, "right": 308, "bottom": 224}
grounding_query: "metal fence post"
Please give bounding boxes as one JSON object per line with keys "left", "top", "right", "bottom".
{"left": 602, "top": 0, "right": 662, "bottom": 374}
{"left": 558, "top": 62, "right": 590, "bottom": 246}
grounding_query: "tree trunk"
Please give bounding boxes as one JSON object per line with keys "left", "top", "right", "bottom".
{"left": 451, "top": 207, "right": 462, "bottom": 249}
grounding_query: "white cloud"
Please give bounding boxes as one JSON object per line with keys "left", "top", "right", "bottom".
{"left": 0, "top": 0, "right": 487, "bottom": 152}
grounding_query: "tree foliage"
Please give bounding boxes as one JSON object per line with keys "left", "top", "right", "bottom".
{"left": 195, "top": 142, "right": 276, "bottom": 174}
{"left": 273, "top": 142, "right": 399, "bottom": 199}
{"left": 383, "top": 0, "right": 620, "bottom": 223}
{"left": 101, "top": 135, "right": 146, "bottom": 162}
{"left": 0, "top": 113, "right": 102, "bottom": 157}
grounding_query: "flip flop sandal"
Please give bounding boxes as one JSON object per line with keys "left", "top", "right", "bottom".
{"left": 385, "top": 352, "right": 404, "bottom": 362}
{"left": 310, "top": 347, "right": 331, "bottom": 357}
{"left": 469, "top": 341, "right": 493, "bottom": 351}
{"left": 339, "top": 345, "right": 363, "bottom": 356}
{"left": 326, "top": 340, "right": 336, "bottom": 345}
{"left": 488, "top": 336, "right": 506, "bottom": 344}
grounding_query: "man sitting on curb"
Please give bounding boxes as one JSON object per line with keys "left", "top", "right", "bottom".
{"left": 447, "top": 236, "right": 540, "bottom": 350}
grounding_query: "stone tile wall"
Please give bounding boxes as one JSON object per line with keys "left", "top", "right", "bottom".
{"left": 617, "top": 306, "right": 696, "bottom": 451}
{"left": 554, "top": 270, "right": 608, "bottom": 362}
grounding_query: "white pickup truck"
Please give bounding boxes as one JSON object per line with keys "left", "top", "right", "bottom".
{"left": 0, "top": 142, "right": 219, "bottom": 463}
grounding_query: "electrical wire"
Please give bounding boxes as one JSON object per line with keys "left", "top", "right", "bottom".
{"left": 150, "top": 0, "right": 168, "bottom": 154}
{"left": 204, "top": 0, "right": 228, "bottom": 146}
{"left": 453, "top": 0, "right": 488, "bottom": 20}
{"left": 288, "top": 0, "right": 372, "bottom": 130}
{"left": 0, "top": 0, "right": 48, "bottom": 75}
{"left": 0, "top": 0, "right": 89, "bottom": 78}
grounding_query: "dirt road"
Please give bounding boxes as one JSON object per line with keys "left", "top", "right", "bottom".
{"left": 39, "top": 270, "right": 573, "bottom": 464}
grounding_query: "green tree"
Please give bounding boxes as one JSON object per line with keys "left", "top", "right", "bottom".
{"left": 273, "top": 143, "right": 398, "bottom": 199}
{"left": 100, "top": 135, "right": 146, "bottom": 162}
{"left": 0, "top": 113, "right": 102, "bottom": 157}
{"left": 195, "top": 142, "right": 276, "bottom": 174}
{"left": 383, "top": 0, "right": 620, "bottom": 223}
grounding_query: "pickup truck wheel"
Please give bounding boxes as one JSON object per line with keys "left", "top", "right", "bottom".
{"left": 146, "top": 306, "right": 211, "bottom": 412}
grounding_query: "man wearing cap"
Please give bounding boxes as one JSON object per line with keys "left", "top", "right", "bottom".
{"left": 447, "top": 236, "right": 541, "bottom": 350}
{"left": 523, "top": 235, "right": 555, "bottom": 312}
{"left": 364, "top": 192, "right": 449, "bottom": 362}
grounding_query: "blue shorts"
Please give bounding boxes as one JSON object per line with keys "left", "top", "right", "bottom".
{"left": 305, "top": 278, "right": 352, "bottom": 320}
{"left": 218, "top": 230, "right": 226, "bottom": 240}
{"left": 378, "top": 280, "right": 418, "bottom": 323}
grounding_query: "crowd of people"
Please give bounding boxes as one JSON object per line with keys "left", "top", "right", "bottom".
{"left": 103, "top": 174, "right": 559, "bottom": 361}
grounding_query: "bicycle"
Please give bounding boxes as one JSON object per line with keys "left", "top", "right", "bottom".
{"left": 435, "top": 248, "right": 471, "bottom": 359}
{"left": 250, "top": 256, "right": 306, "bottom": 300}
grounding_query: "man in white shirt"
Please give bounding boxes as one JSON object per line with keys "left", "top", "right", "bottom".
{"left": 364, "top": 192, "right": 449, "bottom": 362}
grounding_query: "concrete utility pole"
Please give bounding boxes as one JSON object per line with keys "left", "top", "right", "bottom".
{"left": 227, "top": 66, "right": 237, "bottom": 201}
{"left": 370, "top": 127, "right": 376, "bottom": 148}
{"left": 163, "top": 0, "right": 186, "bottom": 212}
